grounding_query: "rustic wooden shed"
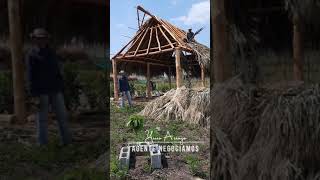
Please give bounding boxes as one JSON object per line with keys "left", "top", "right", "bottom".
{"left": 112, "top": 6, "right": 206, "bottom": 100}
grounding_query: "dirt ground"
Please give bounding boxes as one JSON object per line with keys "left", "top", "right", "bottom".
{"left": 110, "top": 99, "right": 209, "bottom": 180}
{"left": 0, "top": 112, "right": 107, "bottom": 180}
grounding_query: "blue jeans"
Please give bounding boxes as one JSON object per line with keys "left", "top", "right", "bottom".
{"left": 37, "top": 92, "right": 71, "bottom": 145}
{"left": 120, "top": 91, "right": 132, "bottom": 107}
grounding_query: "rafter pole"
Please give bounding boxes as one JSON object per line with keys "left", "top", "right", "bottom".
{"left": 147, "top": 27, "right": 153, "bottom": 54}
{"left": 134, "top": 28, "right": 149, "bottom": 56}
{"left": 159, "top": 25, "right": 174, "bottom": 48}
{"left": 155, "top": 26, "right": 161, "bottom": 51}
{"left": 123, "top": 27, "right": 147, "bottom": 57}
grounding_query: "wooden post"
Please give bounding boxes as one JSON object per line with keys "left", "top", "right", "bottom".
{"left": 293, "top": 14, "right": 304, "bottom": 81}
{"left": 175, "top": 48, "right": 182, "bottom": 88}
{"left": 168, "top": 66, "right": 172, "bottom": 89}
{"left": 212, "top": 0, "right": 231, "bottom": 83}
{"left": 146, "top": 63, "right": 152, "bottom": 98}
{"left": 112, "top": 59, "right": 119, "bottom": 100}
{"left": 8, "top": 0, "right": 26, "bottom": 122}
{"left": 201, "top": 65, "right": 205, "bottom": 87}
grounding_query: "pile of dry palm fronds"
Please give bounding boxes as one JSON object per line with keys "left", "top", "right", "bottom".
{"left": 140, "top": 86, "right": 209, "bottom": 126}
{"left": 211, "top": 76, "right": 320, "bottom": 180}
{"left": 188, "top": 41, "right": 210, "bottom": 71}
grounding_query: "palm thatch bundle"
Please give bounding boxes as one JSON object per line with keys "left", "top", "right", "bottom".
{"left": 211, "top": 76, "right": 320, "bottom": 180}
{"left": 187, "top": 41, "right": 210, "bottom": 71}
{"left": 140, "top": 86, "right": 209, "bottom": 126}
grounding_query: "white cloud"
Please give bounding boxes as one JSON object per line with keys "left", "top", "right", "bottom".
{"left": 171, "top": 0, "right": 210, "bottom": 26}
{"left": 116, "top": 23, "right": 125, "bottom": 28}
{"left": 171, "top": 0, "right": 178, "bottom": 5}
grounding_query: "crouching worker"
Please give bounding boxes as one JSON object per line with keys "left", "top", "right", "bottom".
{"left": 119, "top": 70, "right": 133, "bottom": 107}
{"left": 26, "top": 28, "right": 71, "bottom": 145}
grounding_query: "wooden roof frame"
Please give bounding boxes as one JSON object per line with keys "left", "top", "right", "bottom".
{"left": 112, "top": 6, "right": 194, "bottom": 66}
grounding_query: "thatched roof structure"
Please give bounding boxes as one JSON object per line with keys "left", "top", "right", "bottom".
{"left": 0, "top": 0, "right": 108, "bottom": 44}
{"left": 112, "top": 6, "right": 209, "bottom": 76}
{"left": 112, "top": 6, "right": 209, "bottom": 99}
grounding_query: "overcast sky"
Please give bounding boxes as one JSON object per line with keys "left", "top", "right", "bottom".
{"left": 110, "top": 0, "right": 210, "bottom": 57}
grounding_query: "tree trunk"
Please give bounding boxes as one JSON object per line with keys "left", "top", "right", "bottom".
{"left": 8, "top": 0, "right": 26, "bottom": 122}
{"left": 175, "top": 48, "right": 182, "bottom": 88}
{"left": 212, "top": 0, "right": 231, "bottom": 83}
{"left": 293, "top": 15, "right": 304, "bottom": 81}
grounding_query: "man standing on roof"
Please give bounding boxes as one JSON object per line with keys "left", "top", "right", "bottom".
{"left": 26, "top": 28, "right": 71, "bottom": 146}
{"left": 187, "top": 28, "right": 195, "bottom": 42}
{"left": 119, "top": 70, "right": 133, "bottom": 107}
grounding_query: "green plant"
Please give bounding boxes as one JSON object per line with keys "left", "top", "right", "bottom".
{"left": 79, "top": 70, "right": 108, "bottom": 110}
{"left": 126, "top": 114, "right": 144, "bottom": 133}
{"left": 156, "top": 82, "right": 171, "bottom": 92}
{"left": 110, "top": 155, "right": 128, "bottom": 179}
{"left": 143, "top": 161, "right": 152, "bottom": 173}
{"left": 0, "top": 71, "right": 13, "bottom": 113}
{"left": 185, "top": 155, "right": 201, "bottom": 176}
{"left": 62, "top": 62, "right": 81, "bottom": 110}
{"left": 134, "top": 83, "right": 146, "bottom": 96}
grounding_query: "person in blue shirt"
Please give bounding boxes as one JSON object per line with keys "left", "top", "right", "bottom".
{"left": 26, "top": 28, "right": 71, "bottom": 145}
{"left": 118, "top": 70, "right": 133, "bottom": 107}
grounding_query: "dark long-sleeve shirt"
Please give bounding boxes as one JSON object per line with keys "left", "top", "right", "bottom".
{"left": 119, "top": 76, "right": 130, "bottom": 92}
{"left": 26, "top": 47, "right": 64, "bottom": 96}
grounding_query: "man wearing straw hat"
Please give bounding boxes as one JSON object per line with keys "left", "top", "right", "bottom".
{"left": 118, "top": 70, "right": 133, "bottom": 107}
{"left": 26, "top": 28, "right": 71, "bottom": 145}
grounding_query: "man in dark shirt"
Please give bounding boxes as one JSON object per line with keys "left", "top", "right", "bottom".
{"left": 118, "top": 70, "right": 132, "bottom": 107}
{"left": 186, "top": 28, "right": 195, "bottom": 42}
{"left": 26, "top": 28, "right": 71, "bottom": 145}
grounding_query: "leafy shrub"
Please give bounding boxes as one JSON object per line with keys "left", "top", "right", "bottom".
{"left": 126, "top": 114, "right": 144, "bottom": 132}
{"left": 156, "top": 82, "right": 172, "bottom": 92}
{"left": 78, "top": 70, "right": 108, "bottom": 110}
{"left": 133, "top": 83, "right": 146, "bottom": 96}
{"left": 184, "top": 155, "right": 207, "bottom": 178}
{"left": 110, "top": 155, "right": 128, "bottom": 179}
{"left": 62, "top": 62, "right": 81, "bottom": 110}
{"left": 185, "top": 155, "right": 201, "bottom": 176}
{"left": 0, "top": 71, "right": 13, "bottom": 113}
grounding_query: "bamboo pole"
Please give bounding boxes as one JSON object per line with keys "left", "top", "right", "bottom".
{"left": 212, "top": 0, "right": 231, "bottom": 83}
{"left": 8, "top": 0, "right": 26, "bottom": 122}
{"left": 112, "top": 59, "right": 119, "bottom": 100}
{"left": 293, "top": 14, "right": 304, "bottom": 81}
{"left": 146, "top": 63, "right": 152, "bottom": 98}
{"left": 175, "top": 47, "right": 182, "bottom": 88}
